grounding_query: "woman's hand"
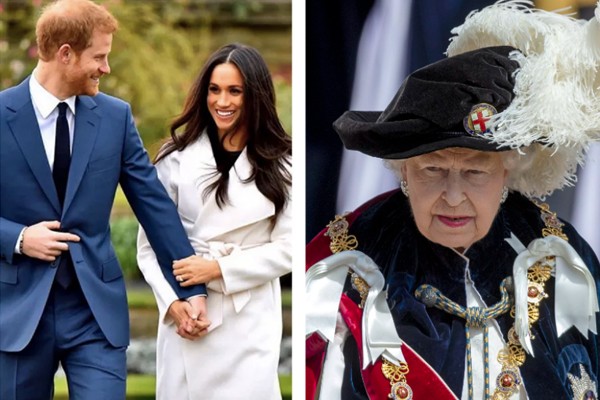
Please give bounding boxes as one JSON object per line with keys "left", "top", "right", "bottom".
{"left": 173, "top": 255, "right": 222, "bottom": 287}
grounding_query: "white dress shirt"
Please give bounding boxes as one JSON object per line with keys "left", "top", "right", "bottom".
{"left": 29, "top": 70, "right": 76, "bottom": 167}
{"left": 14, "top": 71, "right": 76, "bottom": 254}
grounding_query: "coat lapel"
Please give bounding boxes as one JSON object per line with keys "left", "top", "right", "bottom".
{"left": 227, "top": 146, "right": 276, "bottom": 224}
{"left": 185, "top": 134, "right": 275, "bottom": 240}
{"left": 5, "top": 78, "right": 61, "bottom": 214}
{"left": 62, "top": 96, "right": 99, "bottom": 215}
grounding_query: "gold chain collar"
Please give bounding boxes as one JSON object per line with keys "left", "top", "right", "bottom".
{"left": 492, "top": 201, "right": 567, "bottom": 398}
{"left": 492, "top": 256, "right": 554, "bottom": 399}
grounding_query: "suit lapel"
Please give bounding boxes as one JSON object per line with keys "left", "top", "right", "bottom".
{"left": 62, "top": 96, "right": 99, "bottom": 215}
{"left": 5, "top": 78, "right": 61, "bottom": 214}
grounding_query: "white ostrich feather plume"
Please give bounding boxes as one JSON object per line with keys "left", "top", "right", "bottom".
{"left": 448, "top": 0, "right": 600, "bottom": 198}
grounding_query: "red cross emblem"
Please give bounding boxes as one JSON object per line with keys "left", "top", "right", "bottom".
{"left": 463, "top": 103, "right": 498, "bottom": 136}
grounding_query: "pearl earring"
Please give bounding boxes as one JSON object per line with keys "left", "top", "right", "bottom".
{"left": 400, "top": 180, "right": 409, "bottom": 197}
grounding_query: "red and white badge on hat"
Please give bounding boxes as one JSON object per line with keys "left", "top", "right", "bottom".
{"left": 463, "top": 103, "right": 497, "bottom": 136}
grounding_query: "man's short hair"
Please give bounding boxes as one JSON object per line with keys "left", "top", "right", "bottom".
{"left": 36, "top": 0, "right": 118, "bottom": 61}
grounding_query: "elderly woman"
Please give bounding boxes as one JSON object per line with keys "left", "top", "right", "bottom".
{"left": 306, "top": 4, "right": 600, "bottom": 399}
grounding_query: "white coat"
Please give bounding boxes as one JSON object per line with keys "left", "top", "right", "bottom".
{"left": 137, "top": 133, "right": 292, "bottom": 400}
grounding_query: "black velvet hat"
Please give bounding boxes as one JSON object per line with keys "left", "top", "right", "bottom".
{"left": 333, "top": 46, "right": 521, "bottom": 159}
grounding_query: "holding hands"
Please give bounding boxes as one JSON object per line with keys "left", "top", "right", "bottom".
{"left": 173, "top": 255, "right": 222, "bottom": 287}
{"left": 167, "top": 296, "right": 210, "bottom": 340}
{"left": 169, "top": 255, "right": 219, "bottom": 339}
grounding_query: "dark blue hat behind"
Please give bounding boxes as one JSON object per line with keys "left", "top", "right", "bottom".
{"left": 333, "top": 46, "right": 521, "bottom": 159}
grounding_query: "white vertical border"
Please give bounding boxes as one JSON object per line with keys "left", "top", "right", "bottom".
{"left": 291, "top": 0, "right": 306, "bottom": 398}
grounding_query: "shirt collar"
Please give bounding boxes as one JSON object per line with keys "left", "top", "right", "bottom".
{"left": 29, "top": 70, "right": 77, "bottom": 118}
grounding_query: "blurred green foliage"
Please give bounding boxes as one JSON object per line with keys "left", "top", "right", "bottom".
{"left": 0, "top": 0, "right": 291, "bottom": 150}
{"left": 111, "top": 216, "right": 140, "bottom": 279}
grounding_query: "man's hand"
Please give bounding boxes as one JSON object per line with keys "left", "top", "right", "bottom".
{"left": 167, "top": 299, "right": 210, "bottom": 340}
{"left": 167, "top": 300, "right": 198, "bottom": 340}
{"left": 173, "top": 255, "right": 221, "bottom": 287}
{"left": 188, "top": 296, "right": 210, "bottom": 336}
{"left": 22, "top": 221, "right": 80, "bottom": 261}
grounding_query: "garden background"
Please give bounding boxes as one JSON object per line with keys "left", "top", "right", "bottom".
{"left": 0, "top": 0, "right": 292, "bottom": 398}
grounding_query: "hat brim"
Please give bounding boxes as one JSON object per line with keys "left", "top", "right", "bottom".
{"left": 333, "top": 110, "right": 509, "bottom": 159}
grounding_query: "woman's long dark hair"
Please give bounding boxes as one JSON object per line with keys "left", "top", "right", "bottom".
{"left": 155, "top": 43, "right": 292, "bottom": 219}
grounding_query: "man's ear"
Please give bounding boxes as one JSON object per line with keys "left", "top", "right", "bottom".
{"left": 57, "top": 44, "right": 72, "bottom": 64}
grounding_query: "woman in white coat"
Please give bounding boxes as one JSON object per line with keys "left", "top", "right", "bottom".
{"left": 137, "top": 43, "right": 292, "bottom": 400}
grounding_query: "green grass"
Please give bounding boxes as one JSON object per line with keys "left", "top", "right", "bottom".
{"left": 54, "top": 374, "right": 155, "bottom": 399}
{"left": 55, "top": 374, "right": 291, "bottom": 399}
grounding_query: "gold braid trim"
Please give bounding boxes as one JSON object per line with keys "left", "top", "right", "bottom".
{"left": 533, "top": 200, "right": 569, "bottom": 241}
{"left": 324, "top": 214, "right": 368, "bottom": 308}
{"left": 325, "top": 214, "right": 359, "bottom": 253}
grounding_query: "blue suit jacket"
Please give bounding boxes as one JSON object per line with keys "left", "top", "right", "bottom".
{"left": 0, "top": 77, "right": 206, "bottom": 352}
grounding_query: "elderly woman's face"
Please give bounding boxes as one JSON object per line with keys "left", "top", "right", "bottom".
{"left": 401, "top": 148, "right": 507, "bottom": 252}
